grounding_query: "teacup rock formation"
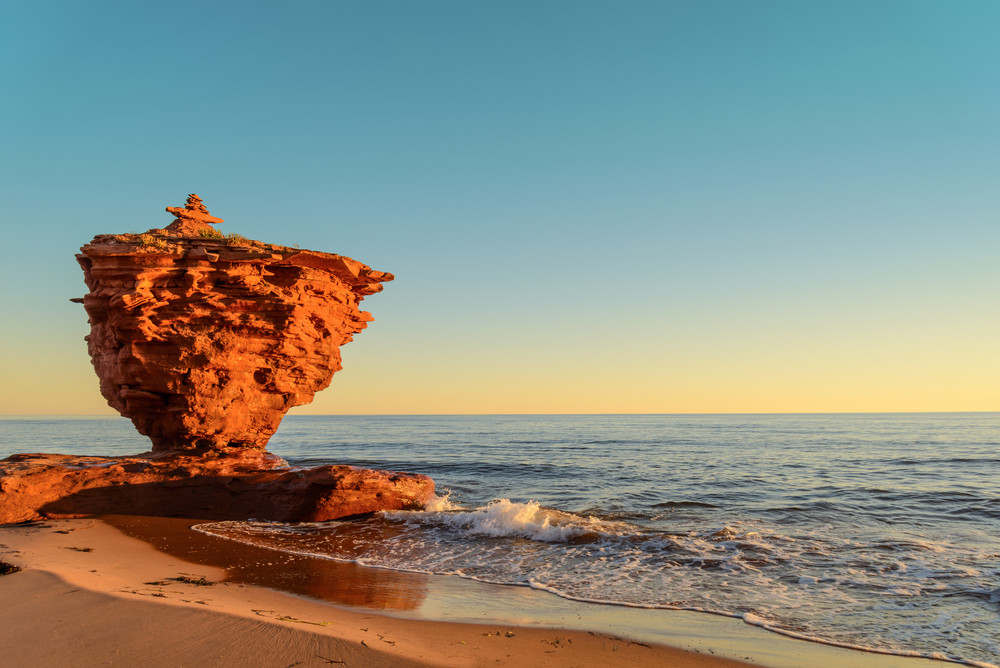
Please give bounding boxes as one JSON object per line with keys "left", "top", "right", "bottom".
{"left": 0, "top": 195, "right": 434, "bottom": 524}
{"left": 77, "top": 194, "right": 392, "bottom": 453}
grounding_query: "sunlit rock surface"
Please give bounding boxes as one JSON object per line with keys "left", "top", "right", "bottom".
{"left": 0, "top": 195, "right": 434, "bottom": 524}
{"left": 0, "top": 452, "right": 434, "bottom": 524}
{"left": 76, "top": 195, "right": 392, "bottom": 453}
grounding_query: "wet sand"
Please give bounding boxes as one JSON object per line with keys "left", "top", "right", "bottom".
{"left": 0, "top": 517, "right": 954, "bottom": 667}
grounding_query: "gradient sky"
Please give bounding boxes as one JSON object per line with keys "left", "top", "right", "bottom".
{"left": 2, "top": 1, "right": 997, "bottom": 415}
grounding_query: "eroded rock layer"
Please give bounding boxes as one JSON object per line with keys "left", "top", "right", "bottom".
{"left": 0, "top": 452, "right": 434, "bottom": 525}
{"left": 76, "top": 195, "right": 392, "bottom": 453}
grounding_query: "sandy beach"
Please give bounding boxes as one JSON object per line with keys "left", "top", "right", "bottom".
{"left": 0, "top": 516, "right": 959, "bottom": 668}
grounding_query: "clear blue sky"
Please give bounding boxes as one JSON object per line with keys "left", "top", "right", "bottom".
{"left": 2, "top": 0, "right": 997, "bottom": 414}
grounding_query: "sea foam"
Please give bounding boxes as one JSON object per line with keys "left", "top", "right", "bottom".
{"left": 385, "top": 498, "right": 631, "bottom": 542}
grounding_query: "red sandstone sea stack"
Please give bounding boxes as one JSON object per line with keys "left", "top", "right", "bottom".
{"left": 0, "top": 195, "right": 434, "bottom": 524}
{"left": 77, "top": 194, "right": 391, "bottom": 453}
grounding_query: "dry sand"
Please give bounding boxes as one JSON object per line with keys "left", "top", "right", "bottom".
{"left": 0, "top": 517, "right": 955, "bottom": 668}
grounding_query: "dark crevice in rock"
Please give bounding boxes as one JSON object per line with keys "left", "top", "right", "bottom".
{"left": 0, "top": 561, "right": 22, "bottom": 576}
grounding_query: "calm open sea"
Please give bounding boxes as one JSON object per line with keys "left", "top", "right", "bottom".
{"left": 2, "top": 413, "right": 998, "bottom": 666}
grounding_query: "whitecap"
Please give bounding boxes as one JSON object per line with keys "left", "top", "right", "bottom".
{"left": 386, "top": 498, "right": 632, "bottom": 542}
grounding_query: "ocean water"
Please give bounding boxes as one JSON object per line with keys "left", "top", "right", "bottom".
{"left": 3, "top": 413, "right": 998, "bottom": 666}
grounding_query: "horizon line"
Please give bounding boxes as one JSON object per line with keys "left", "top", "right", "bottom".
{"left": 2, "top": 410, "right": 997, "bottom": 419}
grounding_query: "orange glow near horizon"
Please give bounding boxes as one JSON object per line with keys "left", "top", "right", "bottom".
{"left": 2, "top": 305, "right": 997, "bottom": 417}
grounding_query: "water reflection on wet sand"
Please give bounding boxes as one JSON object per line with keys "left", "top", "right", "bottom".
{"left": 103, "top": 514, "right": 428, "bottom": 611}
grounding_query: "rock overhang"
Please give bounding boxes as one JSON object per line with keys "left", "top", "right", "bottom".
{"left": 74, "top": 195, "right": 393, "bottom": 454}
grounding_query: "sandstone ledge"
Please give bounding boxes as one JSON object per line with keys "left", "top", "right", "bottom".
{"left": 0, "top": 452, "right": 434, "bottom": 525}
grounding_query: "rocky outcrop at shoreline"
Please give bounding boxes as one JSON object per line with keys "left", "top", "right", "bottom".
{"left": 0, "top": 452, "right": 434, "bottom": 525}
{"left": 0, "top": 195, "right": 433, "bottom": 524}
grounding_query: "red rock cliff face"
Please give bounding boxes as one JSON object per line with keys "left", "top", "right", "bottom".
{"left": 76, "top": 195, "right": 392, "bottom": 453}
